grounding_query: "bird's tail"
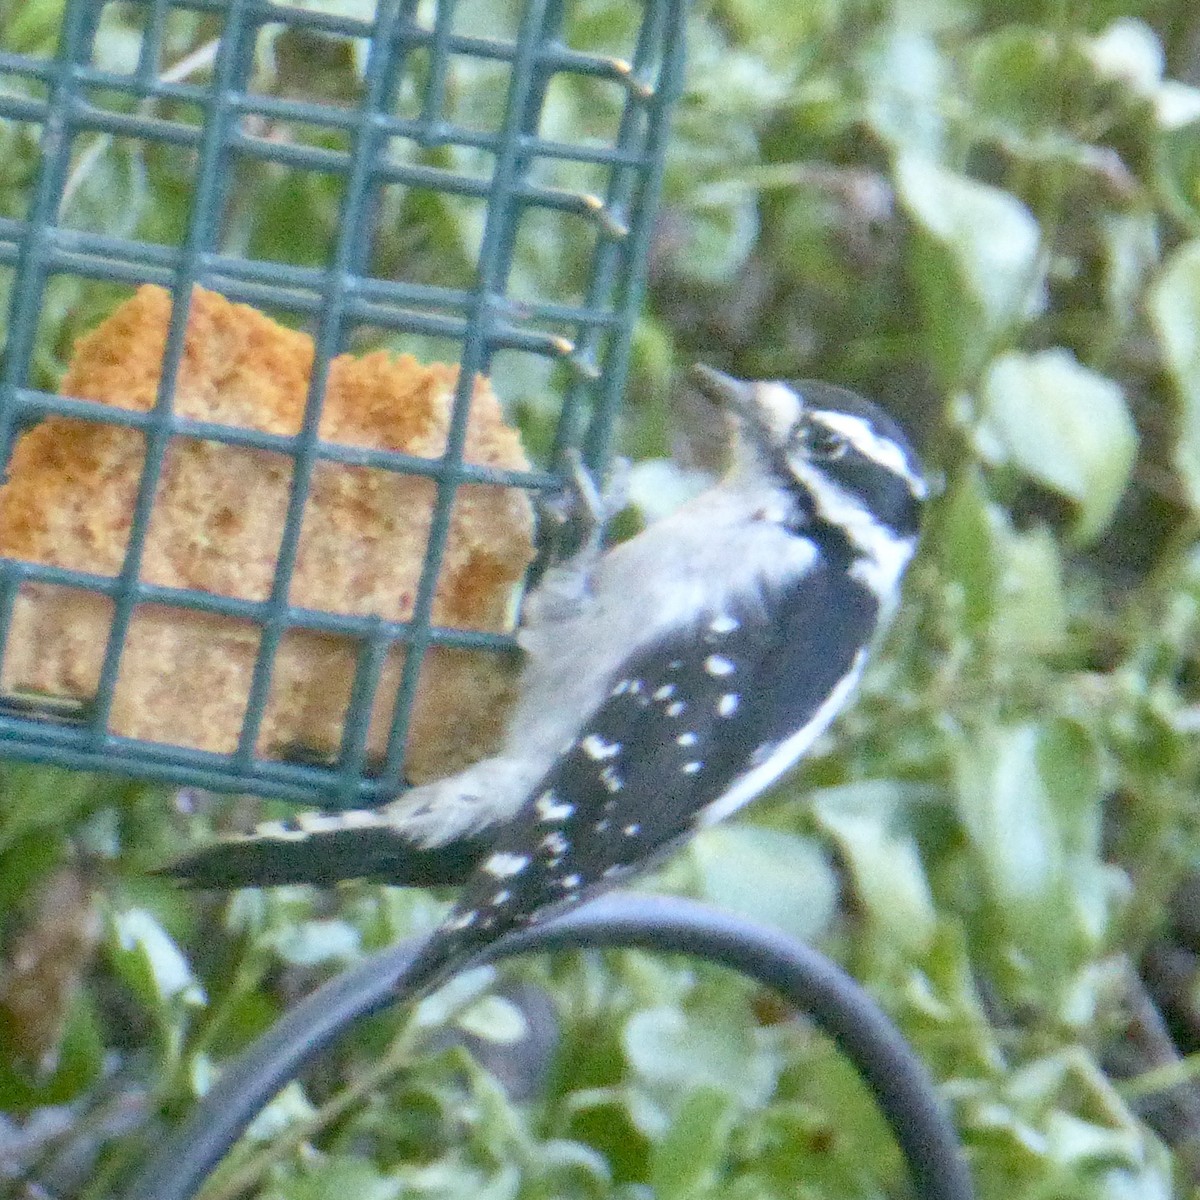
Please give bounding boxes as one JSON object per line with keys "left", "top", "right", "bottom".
{"left": 160, "top": 819, "right": 493, "bottom": 889}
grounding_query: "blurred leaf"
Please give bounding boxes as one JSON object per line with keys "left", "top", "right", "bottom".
{"left": 563, "top": 0, "right": 641, "bottom": 59}
{"left": 624, "top": 1004, "right": 776, "bottom": 1111}
{"left": 1085, "top": 17, "right": 1163, "bottom": 95}
{"left": 938, "top": 467, "right": 1000, "bottom": 633}
{"left": 663, "top": 86, "right": 762, "bottom": 285}
{"left": 758, "top": 1047, "right": 907, "bottom": 1194}
{"left": 108, "top": 906, "right": 206, "bottom": 1017}
{"left": 979, "top": 349, "right": 1138, "bottom": 541}
{"left": 951, "top": 723, "right": 1113, "bottom": 996}
{"left": 243, "top": 1079, "right": 318, "bottom": 1143}
{"left": 712, "top": 1, "right": 830, "bottom": 58}
{"left": 0, "top": 829, "right": 63, "bottom": 914}
{"left": 1155, "top": 118, "right": 1200, "bottom": 230}
{"left": 62, "top": 140, "right": 149, "bottom": 240}
{"left": 266, "top": 917, "right": 361, "bottom": 967}
{"left": 0, "top": 867, "right": 98, "bottom": 1077}
{"left": 1155, "top": 82, "right": 1200, "bottom": 132}
{"left": 954, "top": 724, "right": 1060, "bottom": 918}
{"left": 668, "top": 190, "right": 759, "bottom": 286}
{"left": 454, "top": 994, "right": 528, "bottom": 1045}
{"left": 690, "top": 824, "right": 839, "bottom": 944}
{"left": 648, "top": 1086, "right": 735, "bottom": 1200}
{"left": 810, "top": 781, "right": 937, "bottom": 958}
{"left": 0, "top": 766, "right": 103, "bottom": 851}
{"left": 862, "top": 29, "right": 949, "bottom": 158}
{"left": 890, "top": 0, "right": 973, "bottom": 31}
{"left": 990, "top": 525, "right": 1067, "bottom": 654}
{"left": 245, "top": 169, "right": 341, "bottom": 269}
{"left": 969, "top": 26, "right": 1065, "bottom": 138}
{"left": 1148, "top": 238, "right": 1200, "bottom": 513}
{"left": 413, "top": 965, "right": 497, "bottom": 1030}
{"left": 684, "top": 23, "right": 798, "bottom": 114}
{"left": 900, "top": 920, "right": 1004, "bottom": 1074}
{"left": 896, "top": 155, "right": 1044, "bottom": 384}
{"left": 1036, "top": 719, "right": 1103, "bottom": 860}
{"left": 1095, "top": 1159, "right": 1173, "bottom": 1200}
{"left": 565, "top": 1090, "right": 650, "bottom": 1184}
{"left": 89, "top": 22, "right": 142, "bottom": 74}
{"left": 1, "top": 0, "right": 63, "bottom": 53}
{"left": 0, "top": 989, "right": 104, "bottom": 1111}
{"left": 273, "top": 26, "right": 364, "bottom": 102}
{"left": 1102, "top": 210, "right": 1159, "bottom": 330}
{"left": 534, "top": 1138, "right": 613, "bottom": 1196}
{"left": 270, "top": 1156, "right": 403, "bottom": 1200}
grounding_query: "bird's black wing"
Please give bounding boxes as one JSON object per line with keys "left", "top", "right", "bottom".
{"left": 407, "top": 559, "right": 879, "bottom": 987}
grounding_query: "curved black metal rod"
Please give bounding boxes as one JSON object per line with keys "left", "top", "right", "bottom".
{"left": 123, "top": 894, "right": 973, "bottom": 1200}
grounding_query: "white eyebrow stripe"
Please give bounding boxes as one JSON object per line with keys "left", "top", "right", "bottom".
{"left": 812, "top": 410, "right": 927, "bottom": 498}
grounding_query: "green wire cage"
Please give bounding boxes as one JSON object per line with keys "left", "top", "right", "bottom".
{"left": 0, "top": 0, "right": 685, "bottom": 809}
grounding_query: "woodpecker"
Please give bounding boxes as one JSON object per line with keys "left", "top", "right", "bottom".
{"left": 166, "top": 366, "right": 928, "bottom": 998}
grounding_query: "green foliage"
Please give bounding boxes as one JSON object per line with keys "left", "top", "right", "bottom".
{"left": 3, "top": 1, "right": 1200, "bottom": 1198}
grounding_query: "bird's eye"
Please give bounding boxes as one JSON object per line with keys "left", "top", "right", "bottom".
{"left": 799, "top": 423, "right": 849, "bottom": 461}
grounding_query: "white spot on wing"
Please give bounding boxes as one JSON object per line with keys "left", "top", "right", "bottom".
{"left": 718, "top": 693, "right": 739, "bottom": 717}
{"left": 600, "top": 766, "right": 623, "bottom": 793}
{"left": 701, "top": 648, "right": 869, "bottom": 828}
{"left": 581, "top": 734, "right": 621, "bottom": 761}
{"left": 654, "top": 683, "right": 676, "bottom": 700}
{"left": 682, "top": 761, "right": 703, "bottom": 774}
{"left": 560, "top": 873, "right": 582, "bottom": 889}
{"left": 709, "top": 613, "right": 739, "bottom": 634}
{"left": 666, "top": 701, "right": 685, "bottom": 717}
{"left": 484, "top": 851, "right": 531, "bottom": 878}
{"left": 705, "top": 654, "right": 736, "bottom": 677}
{"left": 677, "top": 731, "right": 698, "bottom": 746}
{"left": 536, "top": 790, "right": 574, "bottom": 822}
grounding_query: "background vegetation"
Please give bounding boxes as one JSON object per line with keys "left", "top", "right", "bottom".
{"left": 2, "top": 0, "right": 1200, "bottom": 1197}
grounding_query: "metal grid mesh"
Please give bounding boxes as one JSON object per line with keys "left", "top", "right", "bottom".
{"left": 0, "top": 0, "right": 684, "bottom": 806}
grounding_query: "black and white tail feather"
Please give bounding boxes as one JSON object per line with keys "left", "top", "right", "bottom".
{"left": 165, "top": 367, "right": 927, "bottom": 999}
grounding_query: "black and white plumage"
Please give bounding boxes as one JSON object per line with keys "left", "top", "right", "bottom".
{"left": 167, "top": 367, "right": 927, "bottom": 997}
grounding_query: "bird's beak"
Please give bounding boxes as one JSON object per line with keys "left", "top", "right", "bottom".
{"left": 689, "top": 365, "right": 800, "bottom": 447}
{"left": 689, "top": 365, "right": 753, "bottom": 415}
